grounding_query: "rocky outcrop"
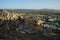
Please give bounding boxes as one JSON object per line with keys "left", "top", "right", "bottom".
{"left": 0, "top": 10, "right": 51, "bottom": 40}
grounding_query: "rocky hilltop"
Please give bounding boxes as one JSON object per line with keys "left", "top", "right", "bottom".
{"left": 0, "top": 10, "right": 51, "bottom": 40}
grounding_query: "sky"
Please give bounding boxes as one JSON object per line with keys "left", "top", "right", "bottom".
{"left": 0, "top": 0, "right": 60, "bottom": 9}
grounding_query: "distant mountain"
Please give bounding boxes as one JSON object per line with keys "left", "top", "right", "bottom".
{"left": 39, "top": 9, "right": 60, "bottom": 13}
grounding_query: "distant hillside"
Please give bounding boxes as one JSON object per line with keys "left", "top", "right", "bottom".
{"left": 40, "top": 9, "right": 60, "bottom": 13}
{"left": 0, "top": 9, "right": 60, "bottom": 15}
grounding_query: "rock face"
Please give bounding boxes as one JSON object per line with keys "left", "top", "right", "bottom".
{"left": 0, "top": 10, "right": 19, "bottom": 20}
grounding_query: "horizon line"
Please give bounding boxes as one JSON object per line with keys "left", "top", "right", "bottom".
{"left": 0, "top": 8, "right": 60, "bottom": 10}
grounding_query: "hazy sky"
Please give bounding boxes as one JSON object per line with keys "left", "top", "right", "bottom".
{"left": 0, "top": 0, "right": 60, "bottom": 9}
